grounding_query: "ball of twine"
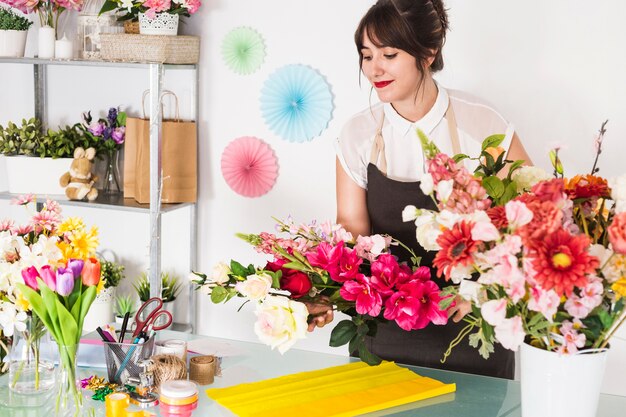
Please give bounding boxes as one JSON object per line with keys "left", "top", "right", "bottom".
{"left": 149, "top": 354, "right": 187, "bottom": 387}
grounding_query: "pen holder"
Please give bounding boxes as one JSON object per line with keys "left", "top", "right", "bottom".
{"left": 104, "top": 337, "right": 156, "bottom": 385}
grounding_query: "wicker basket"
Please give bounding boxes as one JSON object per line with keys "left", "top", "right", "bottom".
{"left": 124, "top": 20, "right": 140, "bottom": 34}
{"left": 100, "top": 33, "right": 200, "bottom": 64}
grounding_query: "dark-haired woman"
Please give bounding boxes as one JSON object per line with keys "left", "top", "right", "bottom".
{"left": 313, "top": 0, "right": 531, "bottom": 380}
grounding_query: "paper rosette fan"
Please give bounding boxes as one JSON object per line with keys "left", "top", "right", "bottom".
{"left": 221, "top": 136, "right": 278, "bottom": 198}
{"left": 221, "top": 27, "right": 266, "bottom": 75}
{"left": 260, "top": 64, "right": 334, "bottom": 143}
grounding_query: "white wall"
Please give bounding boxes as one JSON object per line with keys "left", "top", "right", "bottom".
{"left": 1, "top": 0, "right": 626, "bottom": 395}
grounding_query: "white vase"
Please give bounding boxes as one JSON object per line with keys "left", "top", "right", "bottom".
{"left": 138, "top": 13, "right": 179, "bottom": 36}
{"left": 4, "top": 156, "right": 72, "bottom": 195}
{"left": 82, "top": 287, "right": 116, "bottom": 334}
{"left": 0, "top": 30, "right": 28, "bottom": 57}
{"left": 520, "top": 343, "right": 608, "bottom": 417}
{"left": 38, "top": 26, "right": 55, "bottom": 58}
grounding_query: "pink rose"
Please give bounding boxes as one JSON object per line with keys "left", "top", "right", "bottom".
{"left": 608, "top": 212, "right": 626, "bottom": 254}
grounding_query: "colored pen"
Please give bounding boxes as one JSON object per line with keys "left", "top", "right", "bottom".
{"left": 96, "top": 326, "right": 116, "bottom": 343}
{"left": 119, "top": 312, "right": 131, "bottom": 343}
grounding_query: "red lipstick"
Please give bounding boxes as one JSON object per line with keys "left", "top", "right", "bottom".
{"left": 374, "top": 80, "right": 393, "bottom": 88}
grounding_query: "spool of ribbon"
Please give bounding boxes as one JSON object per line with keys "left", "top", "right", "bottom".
{"left": 154, "top": 339, "right": 188, "bottom": 362}
{"left": 189, "top": 355, "right": 216, "bottom": 385}
{"left": 105, "top": 392, "right": 130, "bottom": 417}
{"left": 159, "top": 380, "right": 199, "bottom": 417}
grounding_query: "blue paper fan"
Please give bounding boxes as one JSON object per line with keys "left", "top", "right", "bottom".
{"left": 260, "top": 65, "right": 334, "bottom": 143}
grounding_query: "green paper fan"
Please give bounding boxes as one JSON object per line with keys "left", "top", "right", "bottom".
{"left": 221, "top": 27, "right": 266, "bottom": 75}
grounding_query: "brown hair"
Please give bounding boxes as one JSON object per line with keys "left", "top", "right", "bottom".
{"left": 355, "top": 0, "right": 449, "bottom": 75}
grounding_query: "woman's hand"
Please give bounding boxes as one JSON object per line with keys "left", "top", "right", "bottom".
{"left": 448, "top": 295, "right": 472, "bottom": 323}
{"left": 304, "top": 296, "right": 334, "bottom": 332}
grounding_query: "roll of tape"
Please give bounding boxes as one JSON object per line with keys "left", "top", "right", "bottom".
{"left": 154, "top": 339, "right": 187, "bottom": 361}
{"left": 105, "top": 392, "right": 130, "bottom": 417}
{"left": 160, "top": 393, "right": 198, "bottom": 406}
{"left": 160, "top": 379, "right": 198, "bottom": 398}
{"left": 189, "top": 355, "right": 216, "bottom": 385}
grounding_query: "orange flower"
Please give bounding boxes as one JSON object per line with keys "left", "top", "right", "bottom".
{"left": 565, "top": 174, "right": 611, "bottom": 200}
{"left": 82, "top": 257, "right": 101, "bottom": 286}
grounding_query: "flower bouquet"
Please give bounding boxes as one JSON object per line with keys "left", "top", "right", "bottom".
{"left": 1, "top": 0, "right": 83, "bottom": 32}
{"left": 193, "top": 217, "right": 449, "bottom": 365}
{"left": 98, "top": 0, "right": 201, "bottom": 22}
{"left": 404, "top": 122, "right": 626, "bottom": 360}
{"left": 0, "top": 195, "right": 101, "bottom": 416}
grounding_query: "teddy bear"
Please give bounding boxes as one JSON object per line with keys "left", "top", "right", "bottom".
{"left": 59, "top": 147, "right": 99, "bottom": 201}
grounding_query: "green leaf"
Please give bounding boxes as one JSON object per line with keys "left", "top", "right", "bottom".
{"left": 482, "top": 176, "right": 505, "bottom": 198}
{"left": 452, "top": 154, "right": 470, "bottom": 163}
{"left": 116, "top": 112, "right": 127, "bottom": 127}
{"left": 56, "top": 299, "right": 78, "bottom": 346}
{"left": 508, "top": 159, "right": 525, "bottom": 175}
{"left": 230, "top": 260, "right": 248, "bottom": 277}
{"left": 500, "top": 181, "right": 518, "bottom": 204}
{"left": 329, "top": 320, "right": 358, "bottom": 347}
{"left": 417, "top": 128, "right": 441, "bottom": 159}
{"left": 98, "top": 0, "right": 118, "bottom": 14}
{"left": 358, "top": 344, "right": 382, "bottom": 365}
{"left": 15, "top": 284, "right": 54, "bottom": 337}
{"left": 481, "top": 134, "right": 505, "bottom": 151}
{"left": 597, "top": 309, "right": 613, "bottom": 330}
{"left": 210, "top": 286, "right": 228, "bottom": 304}
{"left": 78, "top": 286, "right": 97, "bottom": 336}
{"left": 281, "top": 261, "right": 308, "bottom": 272}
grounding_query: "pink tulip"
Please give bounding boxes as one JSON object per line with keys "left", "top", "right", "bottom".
{"left": 39, "top": 265, "right": 56, "bottom": 291}
{"left": 81, "top": 258, "right": 101, "bottom": 286}
{"left": 21, "top": 266, "right": 40, "bottom": 290}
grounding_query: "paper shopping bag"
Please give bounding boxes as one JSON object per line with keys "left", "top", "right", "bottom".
{"left": 123, "top": 117, "right": 142, "bottom": 199}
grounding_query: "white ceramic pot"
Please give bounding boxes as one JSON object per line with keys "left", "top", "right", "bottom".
{"left": 83, "top": 287, "right": 116, "bottom": 334}
{"left": 138, "top": 13, "right": 179, "bottom": 36}
{"left": 520, "top": 343, "right": 608, "bottom": 417}
{"left": 4, "top": 156, "right": 72, "bottom": 195}
{"left": 38, "top": 26, "right": 55, "bottom": 58}
{"left": 0, "top": 29, "right": 28, "bottom": 57}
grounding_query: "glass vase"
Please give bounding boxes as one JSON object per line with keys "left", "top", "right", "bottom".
{"left": 8, "top": 315, "right": 56, "bottom": 394}
{"left": 102, "top": 149, "right": 121, "bottom": 194}
{"left": 56, "top": 343, "right": 83, "bottom": 417}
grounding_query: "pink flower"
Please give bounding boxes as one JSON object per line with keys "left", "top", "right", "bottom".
{"left": 39, "top": 265, "right": 56, "bottom": 291}
{"left": 353, "top": 235, "right": 389, "bottom": 261}
{"left": 337, "top": 247, "right": 362, "bottom": 281}
{"left": 0, "top": 219, "right": 14, "bottom": 232}
{"left": 340, "top": 276, "right": 382, "bottom": 317}
{"left": 32, "top": 210, "right": 61, "bottom": 234}
{"left": 11, "top": 194, "right": 34, "bottom": 206}
{"left": 21, "top": 266, "right": 40, "bottom": 290}
{"left": 306, "top": 241, "right": 343, "bottom": 282}
{"left": 494, "top": 316, "right": 525, "bottom": 351}
{"left": 471, "top": 221, "right": 500, "bottom": 242}
{"left": 383, "top": 279, "right": 447, "bottom": 330}
{"left": 608, "top": 212, "right": 626, "bottom": 255}
{"left": 504, "top": 200, "right": 533, "bottom": 230}
{"left": 183, "top": 0, "right": 201, "bottom": 14}
{"left": 531, "top": 178, "right": 567, "bottom": 205}
{"left": 142, "top": 0, "right": 171, "bottom": 16}
{"left": 557, "top": 321, "right": 586, "bottom": 354}
{"left": 11, "top": 224, "right": 33, "bottom": 236}
{"left": 564, "top": 295, "right": 593, "bottom": 319}
{"left": 527, "top": 287, "right": 560, "bottom": 321}
{"left": 369, "top": 254, "right": 400, "bottom": 296}
{"left": 481, "top": 299, "right": 507, "bottom": 327}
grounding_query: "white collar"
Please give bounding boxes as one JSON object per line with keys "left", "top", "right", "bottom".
{"left": 383, "top": 85, "right": 449, "bottom": 136}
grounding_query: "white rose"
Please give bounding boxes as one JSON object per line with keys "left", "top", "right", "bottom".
{"left": 235, "top": 273, "right": 273, "bottom": 301}
{"left": 254, "top": 295, "right": 308, "bottom": 354}
{"left": 609, "top": 174, "right": 626, "bottom": 213}
{"left": 419, "top": 173, "right": 434, "bottom": 195}
{"left": 511, "top": 166, "right": 552, "bottom": 193}
{"left": 210, "top": 262, "right": 231, "bottom": 285}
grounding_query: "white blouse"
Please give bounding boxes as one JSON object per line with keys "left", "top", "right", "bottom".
{"left": 335, "top": 85, "right": 515, "bottom": 189}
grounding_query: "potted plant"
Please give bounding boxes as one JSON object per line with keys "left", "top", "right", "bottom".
{"left": 0, "top": 118, "right": 97, "bottom": 194}
{"left": 114, "top": 295, "right": 137, "bottom": 325}
{"left": 0, "top": 7, "right": 32, "bottom": 58}
{"left": 83, "top": 257, "right": 126, "bottom": 332}
{"left": 133, "top": 271, "right": 182, "bottom": 317}
{"left": 99, "top": 0, "right": 201, "bottom": 35}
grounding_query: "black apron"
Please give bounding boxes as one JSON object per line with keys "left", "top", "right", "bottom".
{"left": 363, "top": 106, "right": 515, "bottom": 380}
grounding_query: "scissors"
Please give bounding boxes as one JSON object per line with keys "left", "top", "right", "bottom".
{"left": 132, "top": 297, "right": 173, "bottom": 338}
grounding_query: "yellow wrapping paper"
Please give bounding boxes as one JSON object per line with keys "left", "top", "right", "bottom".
{"left": 206, "top": 361, "right": 456, "bottom": 417}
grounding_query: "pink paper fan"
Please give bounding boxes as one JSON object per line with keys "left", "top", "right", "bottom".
{"left": 221, "top": 136, "right": 279, "bottom": 198}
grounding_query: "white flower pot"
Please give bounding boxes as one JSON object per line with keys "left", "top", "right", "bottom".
{"left": 38, "top": 26, "right": 55, "bottom": 59}
{"left": 520, "top": 343, "right": 608, "bottom": 417}
{"left": 4, "top": 156, "right": 72, "bottom": 195}
{"left": 0, "top": 30, "right": 28, "bottom": 58}
{"left": 138, "top": 13, "right": 179, "bottom": 36}
{"left": 83, "top": 287, "right": 116, "bottom": 334}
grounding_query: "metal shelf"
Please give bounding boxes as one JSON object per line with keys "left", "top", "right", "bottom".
{"left": 0, "top": 192, "right": 193, "bottom": 213}
{"left": 0, "top": 57, "right": 197, "bottom": 70}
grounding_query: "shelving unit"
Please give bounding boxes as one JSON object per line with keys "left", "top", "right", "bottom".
{"left": 0, "top": 57, "right": 198, "bottom": 332}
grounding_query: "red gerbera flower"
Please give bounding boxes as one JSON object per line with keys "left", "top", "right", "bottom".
{"left": 487, "top": 206, "right": 508, "bottom": 230}
{"left": 528, "top": 228, "right": 599, "bottom": 296}
{"left": 433, "top": 221, "right": 479, "bottom": 280}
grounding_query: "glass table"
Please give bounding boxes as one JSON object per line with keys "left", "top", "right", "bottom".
{"left": 1, "top": 330, "right": 624, "bottom": 416}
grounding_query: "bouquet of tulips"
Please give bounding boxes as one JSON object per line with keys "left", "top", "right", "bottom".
{"left": 193, "top": 217, "right": 449, "bottom": 365}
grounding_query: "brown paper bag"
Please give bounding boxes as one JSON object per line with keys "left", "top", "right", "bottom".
{"left": 123, "top": 91, "right": 197, "bottom": 203}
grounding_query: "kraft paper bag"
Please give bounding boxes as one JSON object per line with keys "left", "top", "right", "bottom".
{"left": 123, "top": 90, "right": 197, "bottom": 204}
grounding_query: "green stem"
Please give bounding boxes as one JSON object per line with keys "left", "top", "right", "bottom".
{"left": 440, "top": 322, "right": 475, "bottom": 364}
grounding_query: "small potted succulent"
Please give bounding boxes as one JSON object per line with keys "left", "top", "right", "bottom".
{"left": 0, "top": 7, "right": 32, "bottom": 58}
{"left": 133, "top": 271, "right": 182, "bottom": 317}
{"left": 114, "top": 295, "right": 137, "bottom": 326}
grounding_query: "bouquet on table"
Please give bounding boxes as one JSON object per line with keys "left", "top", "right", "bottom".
{"left": 0, "top": 195, "right": 101, "bottom": 415}
{"left": 193, "top": 218, "right": 449, "bottom": 365}
{"left": 405, "top": 122, "right": 626, "bottom": 359}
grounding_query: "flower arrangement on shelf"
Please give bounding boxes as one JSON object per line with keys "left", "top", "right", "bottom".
{"left": 0, "top": 194, "right": 101, "bottom": 413}
{"left": 1, "top": 0, "right": 83, "bottom": 31}
{"left": 0, "top": 6, "right": 33, "bottom": 30}
{"left": 404, "top": 122, "right": 626, "bottom": 360}
{"left": 192, "top": 217, "right": 449, "bottom": 365}
{"left": 98, "top": 0, "right": 201, "bottom": 22}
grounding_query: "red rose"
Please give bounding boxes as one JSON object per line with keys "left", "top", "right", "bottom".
{"left": 280, "top": 270, "right": 312, "bottom": 299}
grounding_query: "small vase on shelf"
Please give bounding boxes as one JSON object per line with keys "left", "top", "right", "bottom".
{"left": 102, "top": 149, "right": 121, "bottom": 194}
{"left": 38, "top": 26, "right": 56, "bottom": 58}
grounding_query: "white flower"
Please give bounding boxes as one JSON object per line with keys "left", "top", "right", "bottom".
{"left": 121, "top": 0, "right": 134, "bottom": 11}
{"left": 511, "top": 166, "right": 552, "bottom": 193}
{"left": 610, "top": 174, "right": 626, "bottom": 213}
{"left": 435, "top": 210, "right": 461, "bottom": 229}
{"left": 419, "top": 173, "right": 434, "bottom": 195}
{"left": 458, "top": 280, "right": 484, "bottom": 305}
{"left": 0, "top": 231, "right": 24, "bottom": 260}
{"left": 254, "top": 295, "right": 308, "bottom": 354}
{"left": 402, "top": 205, "right": 419, "bottom": 222}
{"left": 210, "top": 262, "right": 231, "bottom": 285}
{"left": 0, "top": 303, "right": 27, "bottom": 337}
{"left": 481, "top": 299, "right": 507, "bottom": 327}
{"left": 436, "top": 179, "right": 454, "bottom": 203}
{"left": 448, "top": 264, "right": 473, "bottom": 284}
{"left": 235, "top": 273, "right": 272, "bottom": 301}
{"left": 414, "top": 211, "right": 441, "bottom": 251}
{"left": 494, "top": 316, "right": 525, "bottom": 351}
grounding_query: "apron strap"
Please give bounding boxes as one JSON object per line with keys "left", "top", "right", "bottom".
{"left": 369, "top": 111, "right": 387, "bottom": 175}
{"left": 446, "top": 103, "right": 462, "bottom": 155}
